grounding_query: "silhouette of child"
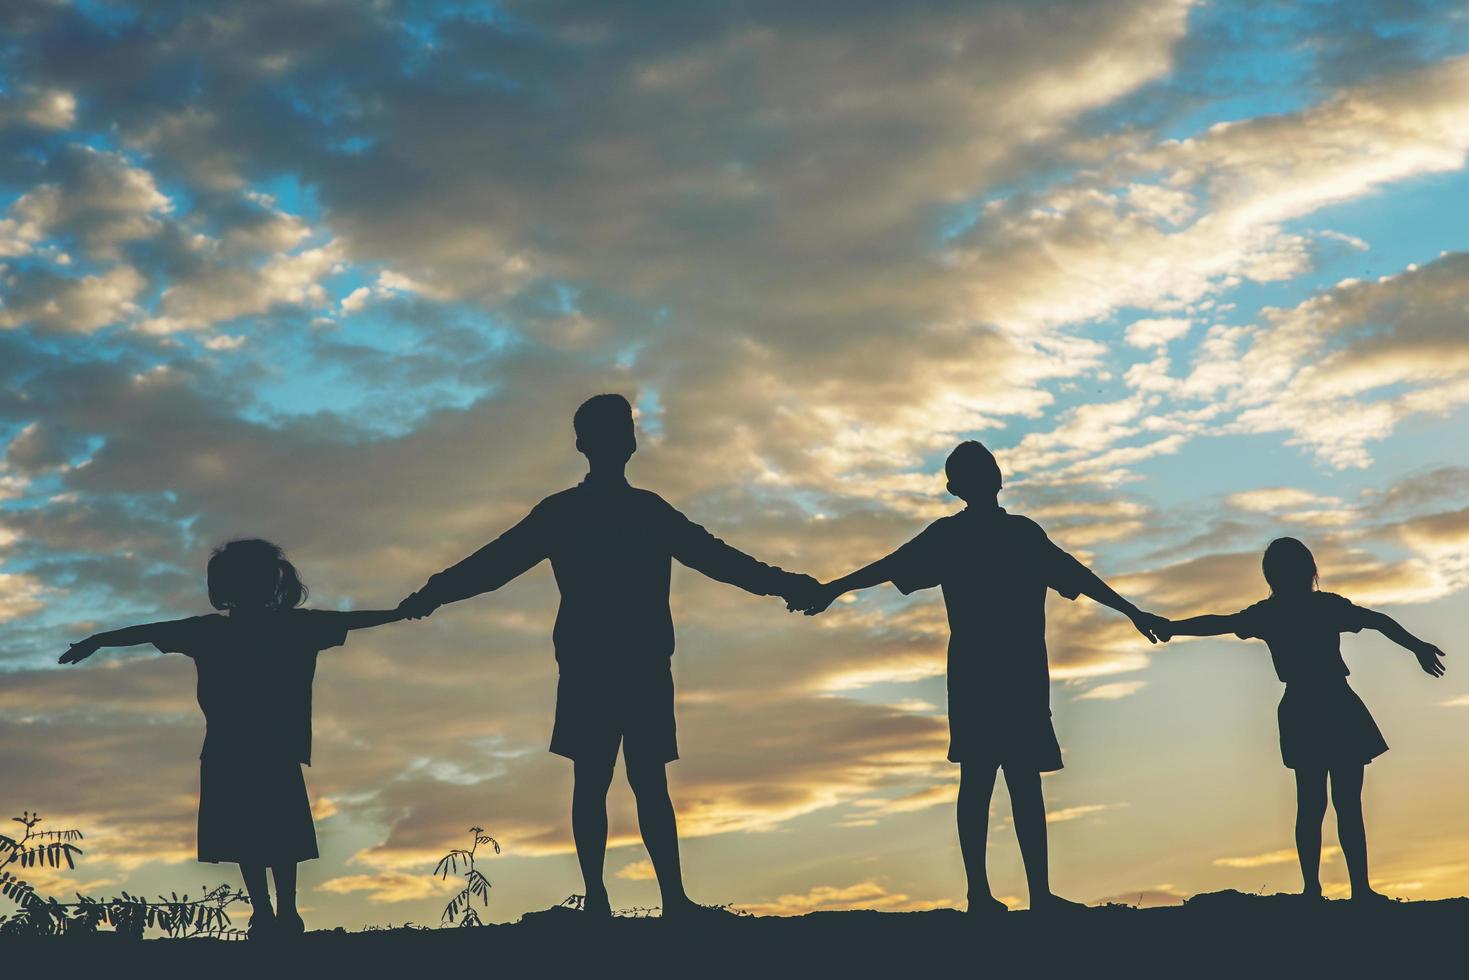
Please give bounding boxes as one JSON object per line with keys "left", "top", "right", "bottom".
{"left": 1157, "top": 536, "right": 1446, "bottom": 903}
{"left": 59, "top": 538, "right": 405, "bottom": 938}
{"left": 794, "top": 441, "right": 1166, "bottom": 914}
{"left": 398, "top": 394, "right": 819, "bottom": 920}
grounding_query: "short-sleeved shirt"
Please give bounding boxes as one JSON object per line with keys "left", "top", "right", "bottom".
{"left": 419, "top": 476, "right": 802, "bottom": 675}
{"left": 151, "top": 609, "right": 349, "bottom": 764}
{"left": 1227, "top": 591, "right": 1371, "bottom": 686}
{"left": 884, "top": 506, "right": 1091, "bottom": 717}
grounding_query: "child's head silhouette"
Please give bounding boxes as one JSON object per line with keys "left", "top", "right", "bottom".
{"left": 1262, "top": 536, "right": 1318, "bottom": 596}
{"left": 574, "top": 393, "right": 637, "bottom": 465}
{"left": 207, "top": 538, "right": 308, "bottom": 611}
{"left": 945, "top": 440, "right": 1003, "bottom": 503}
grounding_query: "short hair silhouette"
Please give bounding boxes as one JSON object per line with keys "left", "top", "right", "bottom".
{"left": 945, "top": 440, "right": 1003, "bottom": 501}
{"left": 1262, "top": 536, "right": 1318, "bottom": 595}
{"left": 207, "top": 538, "right": 308, "bottom": 611}
{"left": 573, "top": 393, "right": 636, "bottom": 460}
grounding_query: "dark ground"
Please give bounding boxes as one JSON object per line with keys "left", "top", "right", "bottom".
{"left": 5, "top": 891, "right": 1464, "bottom": 975}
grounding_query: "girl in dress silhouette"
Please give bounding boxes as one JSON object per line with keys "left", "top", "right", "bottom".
{"left": 1158, "top": 537, "right": 1446, "bottom": 903}
{"left": 59, "top": 538, "right": 405, "bottom": 938}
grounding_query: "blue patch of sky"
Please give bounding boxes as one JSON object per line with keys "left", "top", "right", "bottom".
{"left": 634, "top": 387, "right": 664, "bottom": 436}
{"left": 614, "top": 341, "right": 647, "bottom": 369}
{"left": 252, "top": 173, "right": 323, "bottom": 222}
{"left": 395, "top": 0, "right": 532, "bottom": 76}
{"left": 1064, "top": 1, "right": 1318, "bottom": 148}
{"left": 1287, "top": 167, "right": 1469, "bottom": 278}
{"left": 330, "top": 135, "right": 379, "bottom": 156}
{"left": 930, "top": 169, "right": 1086, "bottom": 246}
{"left": 1078, "top": 1, "right": 1466, "bottom": 151}
{"left": 232, "top": 296, "right": 516, "bottom": 435}
{"left": 69, "top": 0, "right": 141, "bottom": 33}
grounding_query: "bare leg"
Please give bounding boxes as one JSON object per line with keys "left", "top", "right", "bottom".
{"left": 1007, "top": 768, "right": 1082, "bottom": 911}
{"left": 240, "top": 863, "right": 274, "bottom": 937}
{"left": 240, "top": 863, "right": 272, "bottom": 914}
{"left": 1329, "top": 765, "right": 1378, "bottom": 900}
{"left": 1294, "top": 767, "right": 1328, "bottom": 898}
{"left": 272, "top": 864, "right": 298, "bottom": 914}
{"left": 957, "top": 763, "right": 1005, "bottom": 913}
{"left": 627, "top": 760, "right": 692, "bottom": 913}
{"left": 272, "top": 864, "right": 303, "bottom": 933}
{"left": 572, "top": 758, "right": 616, "bottom": 915}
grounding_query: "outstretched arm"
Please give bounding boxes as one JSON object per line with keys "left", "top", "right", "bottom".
{"left": 668, "top": 507, "right": 819, "bottom": 606}
{"left": 59, "top": 620, "right": 183, "bottom": 664}
{"left": 319, "top": 609, "right": 407, "bottom": 632}
{"left": 1360, "top": 608, "right": 1446, "bottom": 677}
{"left": 795, "top": 555, "right": 901, "bottom": 615}
{"left": 1156, "top": 614, "right": 1240, "bottom": 642}
{"left": 400, "top": 505, "right": 550, "bottom": 620}
{"left": 1066, "top": 564, "right": 1166, "bottom": 644}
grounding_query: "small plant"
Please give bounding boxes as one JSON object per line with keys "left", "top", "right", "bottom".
{"left": 434, "top": 825, "right": 500, "bottom": 927}
{"left": 0, "top": 811, "right": 248, "bottom": 939}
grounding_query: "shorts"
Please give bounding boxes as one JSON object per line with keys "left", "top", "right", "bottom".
{"left": 549, "top": 663, "right": 678, "bottom": 767}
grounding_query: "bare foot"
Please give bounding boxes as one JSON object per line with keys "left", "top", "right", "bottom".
{"left": 276, "top": 907, "right": 306, "bottom": 935}
{"left": 247, "top": 908, "right": 277, "bottom": 941}
{"left": 1031, "top": 893, "right": 1088, "bottom": 913}
{"left": 967, "top": 895, "right": 1009, "bottom": 915}
{"left": 661, "top": 899, "right": 739, "bottom": 922}
{"left": 1350, "top": 889, "right": 1390, "bottom": 906}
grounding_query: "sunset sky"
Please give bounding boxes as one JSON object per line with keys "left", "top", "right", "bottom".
{"left": 3, "top": 0, "right": 1469, "bottom": 927}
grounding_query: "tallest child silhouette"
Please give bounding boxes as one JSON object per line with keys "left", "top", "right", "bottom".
{"left": 399, "top": 394, "right": 820, "bottom": 918}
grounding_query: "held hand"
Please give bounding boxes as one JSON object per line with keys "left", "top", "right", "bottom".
{"left": 59, "top": 637, "right": 101, "bottom": 665}
{"left": 397, "top": 590, "right": 440, "bottom": 621}
{"left": 1129, "top": 610, "right": 1168, "bottom": 644}
{"left": 1414, "top": 642, "right": 1446, "bottom": 678}
{"left": 788, "top": 582, "right": 840, "bottom": 616}
{"left": 779, "top": 573, "right": 823, "bottom": 614}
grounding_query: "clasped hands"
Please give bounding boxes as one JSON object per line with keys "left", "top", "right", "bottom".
{"left": 397, "top": 590, "right": 440, "bottom": 621}
{"left": 782, "top": 576, "right": 841, "bottom": 617}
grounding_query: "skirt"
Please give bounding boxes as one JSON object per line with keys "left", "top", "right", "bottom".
{"left": 1278, "top": 680, "right": 1389, "bottom": 770}
{"left": 197, "top": 755, "right": 319, "bottom": 865}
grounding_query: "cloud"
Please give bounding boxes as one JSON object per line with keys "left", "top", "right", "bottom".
{"left": 1170, "top": 251, "right": 1469, "bottom": 469}
{"left": 138, "top": 241, "right": 343, "bottom": 335}
{"left": 0, "top": 265, "right": 147, "bottom": 333}
{"left": 1043, "top": 803, "right": 1117, "bottom": 825}
{"left": 0, "top": 571, "right": 46, "bottom": 622}
{"left": 1214, "top": 846, "right": 1340, "bottom": 869}
{"left": 5, "top": 145, "right": 171, "bottom": 260}
{"left": 1125, "top": 318, "right": 1192, "bottom": 349}
{"left": 0, "top": 86, "right": 76, "bottom": 130}
{"left": 1225, "top": 488, "right": 1342, "bottom": 513}
{"left": 614, "top": 859, "right": 657, "bottom": 881}
{"left": 1072, "top": 681, "right": 1148, "bottom": 701}
{"left": 317, "top": 873, "right": 459, "bottom": 904}
{"left": 1, "top": 0, "right": 1468, "bottom": 931}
